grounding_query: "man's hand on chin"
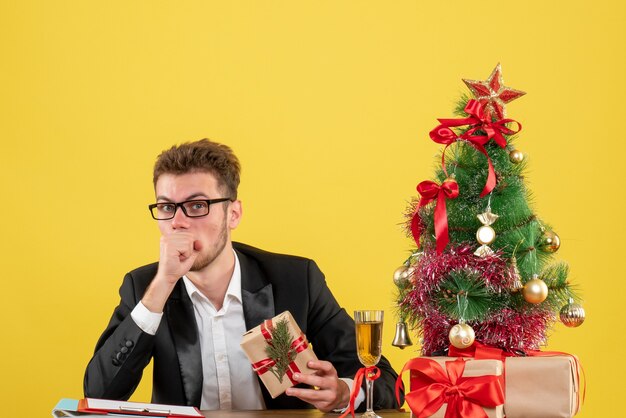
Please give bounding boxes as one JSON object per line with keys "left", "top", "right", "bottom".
{"left": 142, "top": 231, "right": 201, "bottom": 314}
{"left": 285, "top": 360, "right": 351, "bottom": 413}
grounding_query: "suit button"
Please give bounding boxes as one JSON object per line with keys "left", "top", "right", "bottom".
{"left": 116, "top": 352, "right": 125, "bottom": 361}
{"left": 112, "top": 359, "right": 121, "bottom": 366}
{"left": 121, "top": 346, "right": 129, "bottom": 354}
{"left": 125, "top": 340, "right": 134, "bottom": 348}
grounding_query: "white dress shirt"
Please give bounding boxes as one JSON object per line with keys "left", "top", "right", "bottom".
{"left": 181, "top": 260, "right": 265, "bottom": 410}
{"left": 130, "top": 252, "right": 363, "bottom": 411}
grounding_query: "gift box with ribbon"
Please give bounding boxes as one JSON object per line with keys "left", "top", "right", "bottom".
{"left": 449, "top": 342, "right": 584, "bottom": 418}
{"left": 397, "top": 357, "right": 505, "bottom": 418}
{"left": 240, "top": 311, "right": 318, "bottom": 398}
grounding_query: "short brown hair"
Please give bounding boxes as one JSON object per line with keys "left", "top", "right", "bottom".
{"left": 153, "top": 139, "right": 241, "bottom": 199}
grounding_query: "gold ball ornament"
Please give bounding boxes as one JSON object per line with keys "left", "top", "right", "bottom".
{"left": 509, "top": 149, "right": 524, "bottom": 164}
{"left": 560, "top": 299, "right": 586, "bottom": 327}
{"left": 393, "top": 265, "right": 413, "bottom": 286}
{"left": 523, "top": 276, "right": 549, "bottom": 304}
{"left": 539, "top": 230, "right": 561, "bottom": 253}
{"left": 448, "top": 323, "right": 475, "bottom": 349}
{"left": 476, "top": 225, "right": 496, "bottom": 245}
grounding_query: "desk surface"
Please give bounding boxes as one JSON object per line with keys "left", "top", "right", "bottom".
{"left": 200, "top": 410, "right": 409, "bottom": 418}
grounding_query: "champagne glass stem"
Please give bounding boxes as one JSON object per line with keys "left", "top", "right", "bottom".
{"left": 365, "top": 375, "right": 375, "bottom": 414}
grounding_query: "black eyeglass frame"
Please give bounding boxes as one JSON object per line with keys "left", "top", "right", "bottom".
{"left": 148, "top": 198, "right": 233, "bottom": 220}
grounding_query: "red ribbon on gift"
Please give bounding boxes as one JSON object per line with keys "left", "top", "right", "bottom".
{"left": 251, "top": 319, "right": 309, "bottom": 385}
{"left": 411, "top": 179, "right": 459, "bottom": 255}
{"left": 395, "top": 357, "right": 504, "bottom": 418}
{"left": 429, "top": 99, "right": 521, "bottom": 198}
{"left": 340, "top": 366, "right": 381, "bottom": 418}
{"left": 448, "top": 341, "right": 513, "bottom": 361}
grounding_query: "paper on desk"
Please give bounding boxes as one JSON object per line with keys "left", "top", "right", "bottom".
{"left": 81, "top": 398, "right": 203, "bottom": 417}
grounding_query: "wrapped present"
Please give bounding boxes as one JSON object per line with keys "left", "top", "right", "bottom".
{"left": 240, "top": 311, "right": 318, "bottom": 398}
{"left": 397, "top": 357, "right": 505, "bottom": 418}
{"left": 505, "top": 355, "right": 581, "bottom": 418}
{"left": 449, "top": 342, "right": 583, "bottom": 418}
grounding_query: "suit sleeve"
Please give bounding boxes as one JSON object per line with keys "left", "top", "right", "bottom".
{"left": 304, "top": 260, "right": 403, "bottom": 410}
{"left": 83, "top": 272, "right": 156, "bottom": 400}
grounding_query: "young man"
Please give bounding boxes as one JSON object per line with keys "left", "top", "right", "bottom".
{"left": 84, "top": 139, "right": 400, "bottom": 411}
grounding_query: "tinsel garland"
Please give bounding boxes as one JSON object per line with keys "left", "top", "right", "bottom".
{"left": 409, "top": 244, "right": 514, "bottom": 295}
{"left": 473, "top": 309, "right": 554, "bottom": 353}
{"left": 418, "top": 310, "right": 453, "bottom": 356}
{"left": 411, "top": 305, "right": 554, "bottom": 356}
{"left": 401, "top": 244, "right": 554, "bottom": 355}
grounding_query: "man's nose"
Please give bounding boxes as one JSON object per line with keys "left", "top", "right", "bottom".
{"left": 171, "top": 206, "right": 190, "bottom": 229}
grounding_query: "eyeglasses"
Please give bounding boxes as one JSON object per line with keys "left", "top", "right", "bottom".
{"left": 148, "top": 198, "right": 233, "bottom": 220}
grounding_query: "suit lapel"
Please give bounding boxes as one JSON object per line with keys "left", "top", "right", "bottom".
{"left": 237, "top": 249, "right": 275, "bottom": 330}
{"left": 236, "top": 248, "right": 278, "bottom": 408}
{"left": 165, "top": 281, "right": 203, "bottom": 407}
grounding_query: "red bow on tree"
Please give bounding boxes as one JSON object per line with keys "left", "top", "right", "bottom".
{"left": 396, "top": 358, "right": 504, "bottom": 418}
{"left": 411, "top": 179, "right": 459, "bottom": 255}
{"left": 429, "top": 99, "right": 521, "bottom": 197}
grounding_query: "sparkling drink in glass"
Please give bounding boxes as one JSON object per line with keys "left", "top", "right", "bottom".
{"left": 354, "top": 310, "right": 384, "bottom": 418}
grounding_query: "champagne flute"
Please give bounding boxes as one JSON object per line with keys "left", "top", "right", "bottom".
{"left": 354, "top": 310, "right": 384, "bottom": 418}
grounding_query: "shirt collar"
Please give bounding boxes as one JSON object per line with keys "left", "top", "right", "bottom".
{"left": 182, "top": 250, "right": 242, "bottom": 307}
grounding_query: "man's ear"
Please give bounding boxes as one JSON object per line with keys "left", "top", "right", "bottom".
{"left": 228, "top": 200, "right": 242, "bottom": 229}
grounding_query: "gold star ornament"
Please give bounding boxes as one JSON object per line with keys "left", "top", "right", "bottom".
{"left": 463, "top": 63, "right": 526, "bottom": 119}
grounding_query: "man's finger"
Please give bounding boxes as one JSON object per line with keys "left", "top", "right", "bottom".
{"left": 286, "top": 387, "right": 330, "bottom": 402}
{"left": 293, "top": 372, "right": 327, "bottom": 388}
{"left": 307, "top": 360, "right": 334, "bottom": 372}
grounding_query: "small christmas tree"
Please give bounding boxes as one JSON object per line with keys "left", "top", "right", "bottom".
{"left": 393, "top": 64, "right": 586, "bottom": 356}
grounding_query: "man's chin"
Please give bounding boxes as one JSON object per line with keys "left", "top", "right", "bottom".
{"left": 190, "top": 257, "right": 211, "bottom": 272}
{"left": 190, "top": 226, "right": 230, "bottom": 272}
{"left": 190, "top": 241, "right": 229, "bottom": 272}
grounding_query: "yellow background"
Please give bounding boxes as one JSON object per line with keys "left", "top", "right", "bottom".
{"left": 1, "top": 1, "right": 624, "bottom": 416}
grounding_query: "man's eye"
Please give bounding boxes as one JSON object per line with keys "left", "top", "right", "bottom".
{"left": 159, "top": 204, "right": 175, "bottom": 213}
{"left": 191, "top": 202, "right": 208, "bottom": 210}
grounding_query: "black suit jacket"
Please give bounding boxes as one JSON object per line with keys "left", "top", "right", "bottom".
{"left": 84, "top": 242, "right": 401, "bottom": 409}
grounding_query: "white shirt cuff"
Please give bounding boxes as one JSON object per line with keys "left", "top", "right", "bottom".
{"left": 130, "top": 301, "right": 163, "bottom": 335}
{"left": 333, "top": 378, "right": 365, "bottom": 412}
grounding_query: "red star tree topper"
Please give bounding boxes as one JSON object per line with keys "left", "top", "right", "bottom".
{"left": 462, "top": 63, "right": 526, "bottom": 119}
